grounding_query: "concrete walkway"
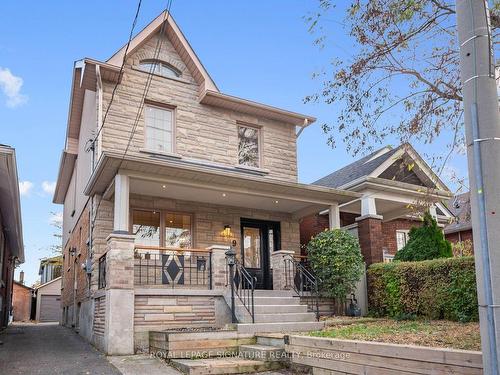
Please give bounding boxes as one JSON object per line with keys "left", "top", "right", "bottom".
{"left": 0, "top": 322, "right": 121, "bottom": 375}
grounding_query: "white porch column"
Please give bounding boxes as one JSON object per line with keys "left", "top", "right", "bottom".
{"left": 113, "top": 174, "right": 129, "bottom": 233}
{"left": 361, "top": 195, "right": 377, "bottom": 216}
{"left": 329, "top": 203, "right": 340, "bottom": 229}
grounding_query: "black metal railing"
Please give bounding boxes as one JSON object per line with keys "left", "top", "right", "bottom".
{"left": 98, "top": 254, "right": 106, "bottom": 289}
{"left": 134, "top": 246, "right": 212, "bottom": 289}
{"left": 284, "top": 254, "right": 320, "bottom": 321}
{"left": 227, "top": 258, "right": 256, "bottom": 323}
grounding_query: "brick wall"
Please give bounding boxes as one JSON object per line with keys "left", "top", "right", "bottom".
{"left": 100, "top": 33, "right": 299, "bottom": 183}
{"left": 62, "top": 204, "right": 90, "bottom": 308}
{"left": 299, "top": 212, "right": 360, "bottom": 249}
{"left": 299, "top": 214, "right": 329, "bottom": 249}
{"left": 381, "top": 218, "right": 422, "bottom": 255}
{"left": 357, "top": 217, "right": 384, "bottom": 265}
{"left": 445, "top": 229, "right": 473, "bottom": 244}
{"left": 12, "top": 282, "right": 31, "bottom": 321}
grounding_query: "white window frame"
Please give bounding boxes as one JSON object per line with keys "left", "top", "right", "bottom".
{"left": 396, "top": 229, "right": 410, "bottom": 251}
{"left": 139, "top": 59, "right": 182, "bottom": 79}
{"left": 144, "top": 104, "right": 176, "bottom": 155}
{"left": 237, "top": 123, "right": 262, "bottom": 169}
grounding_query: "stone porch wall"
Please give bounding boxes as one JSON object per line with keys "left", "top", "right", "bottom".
{"left": 129, "top": 194, "right": 301, "bottom": 253}
{"left": 133, "top": 290, "right": 231, "bottom": 352}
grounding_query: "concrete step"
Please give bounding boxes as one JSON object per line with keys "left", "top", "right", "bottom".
{"left": 253, "top": 290, "right": 295, "bottom": 297}
{"left": 255, "top": 312, "right": 317, "bottom": 323}
{"left": 237, "top": 321, "right": 324, "bottom": 334}
{"left": 239, "top": 344, "right": 286, "bottom": 361}
{"left": 247, "top": 304, "right": 309, "bottom": 314}
{"left": 170, "top": 358, "right": 283, "bottom": 375}
{"left": 256, "top": 334, "right": 286, "bottom": 348}
{"left": 250, "top": 296, "right": 301, "bottom": 305}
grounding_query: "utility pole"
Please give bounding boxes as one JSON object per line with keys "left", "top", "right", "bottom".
{"left": 456, "top": 1, "right": 500, "bottom": 374}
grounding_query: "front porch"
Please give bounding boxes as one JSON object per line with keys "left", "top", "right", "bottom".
{"left": 88, "top": 152, "right": 359, "bottom": 354}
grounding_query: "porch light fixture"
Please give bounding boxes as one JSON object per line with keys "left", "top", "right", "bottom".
{"left": 222, "top": 225, "right": 232, "bottom": 238}
{"left": 274, "top": 200, "right": 279, "bottom": 204}
{"left": 222, "top": 193, "right": 227, "bottom": 197}
{"left": 162, "top": 185, "right": 166, "bottom": 189}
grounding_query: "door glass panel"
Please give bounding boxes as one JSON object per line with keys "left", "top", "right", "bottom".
{"left": 132, "top": 210, "right": 160, "bottom": 247}
{"left": 243, "top": 227, "right": 261, "bottom": 268}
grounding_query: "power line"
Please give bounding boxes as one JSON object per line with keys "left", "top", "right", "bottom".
{"left": 85, "top": 0, "right": 143, "bottom": 153}
{"left": 90, "top": 1, "right": 173, "bottom": 242}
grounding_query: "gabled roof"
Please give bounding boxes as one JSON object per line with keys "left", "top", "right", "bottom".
{"left": 34, "top": 276, "right": 61, "bottom": 291}
{"left": 314, "top": 146, "right": 399, "bottom": 188}
{"left": 54, "top": 11, "right": 316, "bottom": 205}
{"left": 108, "top": 11, "right": 218, "bottom": 92}
{"left": 313, "top": 143, "right": 450, "bottom": 192}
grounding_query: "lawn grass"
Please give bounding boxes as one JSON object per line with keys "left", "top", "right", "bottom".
{"left": 308, "top": 318, "right": 481, "bottom": 351}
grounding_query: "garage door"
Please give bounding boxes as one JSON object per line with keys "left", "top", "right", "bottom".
{"left": 39, "top": 295, "right": 61, "bottom": 322}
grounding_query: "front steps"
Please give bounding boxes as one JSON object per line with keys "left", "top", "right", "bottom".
{"left": 169, "top": 335, "right": 287, "bottom": 375}
{"left": 234, "top": 290, "right": 324, "bottom": 333}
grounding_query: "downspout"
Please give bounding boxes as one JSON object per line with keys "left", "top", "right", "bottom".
{"left": 296, "top": 118, "right": 309, "bottom": 138}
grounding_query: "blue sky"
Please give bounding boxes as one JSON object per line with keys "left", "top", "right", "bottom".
{"left": 0, "top": 1, "right": 467, "bottom": 286}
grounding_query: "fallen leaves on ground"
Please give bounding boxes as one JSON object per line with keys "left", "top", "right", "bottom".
{"left": 309, "top": 318, "right": 481, "bottom": 351}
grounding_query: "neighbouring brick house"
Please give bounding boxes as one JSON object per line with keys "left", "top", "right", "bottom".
{"left": 301, "top": 144, "right": 454, "bottom": 264}
{"left": 0, "top": 145, "right": 24, "bottom": 329}
{"left": 53, "top": 12, "right": 359, "bottom": 355}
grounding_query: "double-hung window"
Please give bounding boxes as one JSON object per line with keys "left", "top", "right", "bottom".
{"left": 396, "top": 230, "right": 410, "bottom": 251}
{"left": 238, "top": 125, "right": 260, "bottom": 168}
{"left": 145, "top": 105, "right": 174, "bottom": 153}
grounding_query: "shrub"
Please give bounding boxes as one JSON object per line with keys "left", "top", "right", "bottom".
{"left": 367, "top": 257, "right": 478, "bottom": 322}
{"left": 307, "top": 229, "right": 364, "bottom": 300}
{"left": 394, "top": 212, "right": 452, "bottom": 261}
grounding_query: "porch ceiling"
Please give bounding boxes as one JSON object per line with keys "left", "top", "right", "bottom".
{"left": 129, "top": 178, "right": 323, "bottom": 215}
{"left": 86, "top": 152, "right": 361, "bottom": 218}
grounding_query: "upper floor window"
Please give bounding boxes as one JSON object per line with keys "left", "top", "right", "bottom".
{"left": 139, "top": 59, "right": 181, "bottom": 79}
{"left": 145, "top": 105, "right": 174, "bottom": 153}
{"left": 238, "top": 125, "right": 260, "bottom": 168}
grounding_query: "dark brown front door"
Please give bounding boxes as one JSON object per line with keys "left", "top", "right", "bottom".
{"left": 240, "top": 219, "right": 280, "bottom": 290}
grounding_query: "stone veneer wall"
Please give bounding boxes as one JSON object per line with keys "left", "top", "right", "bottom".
{"left": 100, "top": 33, "right": 298, "bottom": 183}
{"left": 133, "top": 293, "right": 231, "bottom": 352}
{"left": 129, "top": 194, "right": 301, "bottom": 253}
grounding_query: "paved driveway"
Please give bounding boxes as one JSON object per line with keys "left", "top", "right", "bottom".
{"left": 0, "top": 323, "right": 121, "bottom": 375}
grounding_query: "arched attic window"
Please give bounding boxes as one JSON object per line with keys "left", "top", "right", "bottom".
{"left": 139, "top": 59, "right": 181, "bottom": 79}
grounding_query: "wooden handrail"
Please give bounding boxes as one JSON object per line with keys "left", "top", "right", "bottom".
{"left": 134, "top": 245, "right": 211, "bottom": 254}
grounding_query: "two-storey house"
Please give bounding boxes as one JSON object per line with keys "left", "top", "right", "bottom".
{"left": 53, "top": 12, "right": 359, "bottom": 354}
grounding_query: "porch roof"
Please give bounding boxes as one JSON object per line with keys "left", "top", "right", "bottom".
{"left": 85, "top": 152, "right": 361, "bottom": 217}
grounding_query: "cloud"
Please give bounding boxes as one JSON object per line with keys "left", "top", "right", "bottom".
{"left": 41, "top": 181, "right": 56, "bottom": 196}
{"left": 49, "top": 212, "right": 63, "bottom": 226}
{"left": 0, "top": 67, "right": 28, "bottom": 108}
{"left": 19, "top": 181, "right": 33, "bottom": 196}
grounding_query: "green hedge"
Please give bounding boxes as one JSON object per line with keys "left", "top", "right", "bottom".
{"left": 367, "top": 257, "right": 478, "bottom": 322}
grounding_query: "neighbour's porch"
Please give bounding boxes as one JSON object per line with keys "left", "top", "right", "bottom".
{"left": 333, "top": 177, "right": 453, "bottom": 264}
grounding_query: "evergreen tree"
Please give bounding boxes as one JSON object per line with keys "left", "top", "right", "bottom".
{"left": 394, "top": 212, "right": 452, "bottom": 261}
